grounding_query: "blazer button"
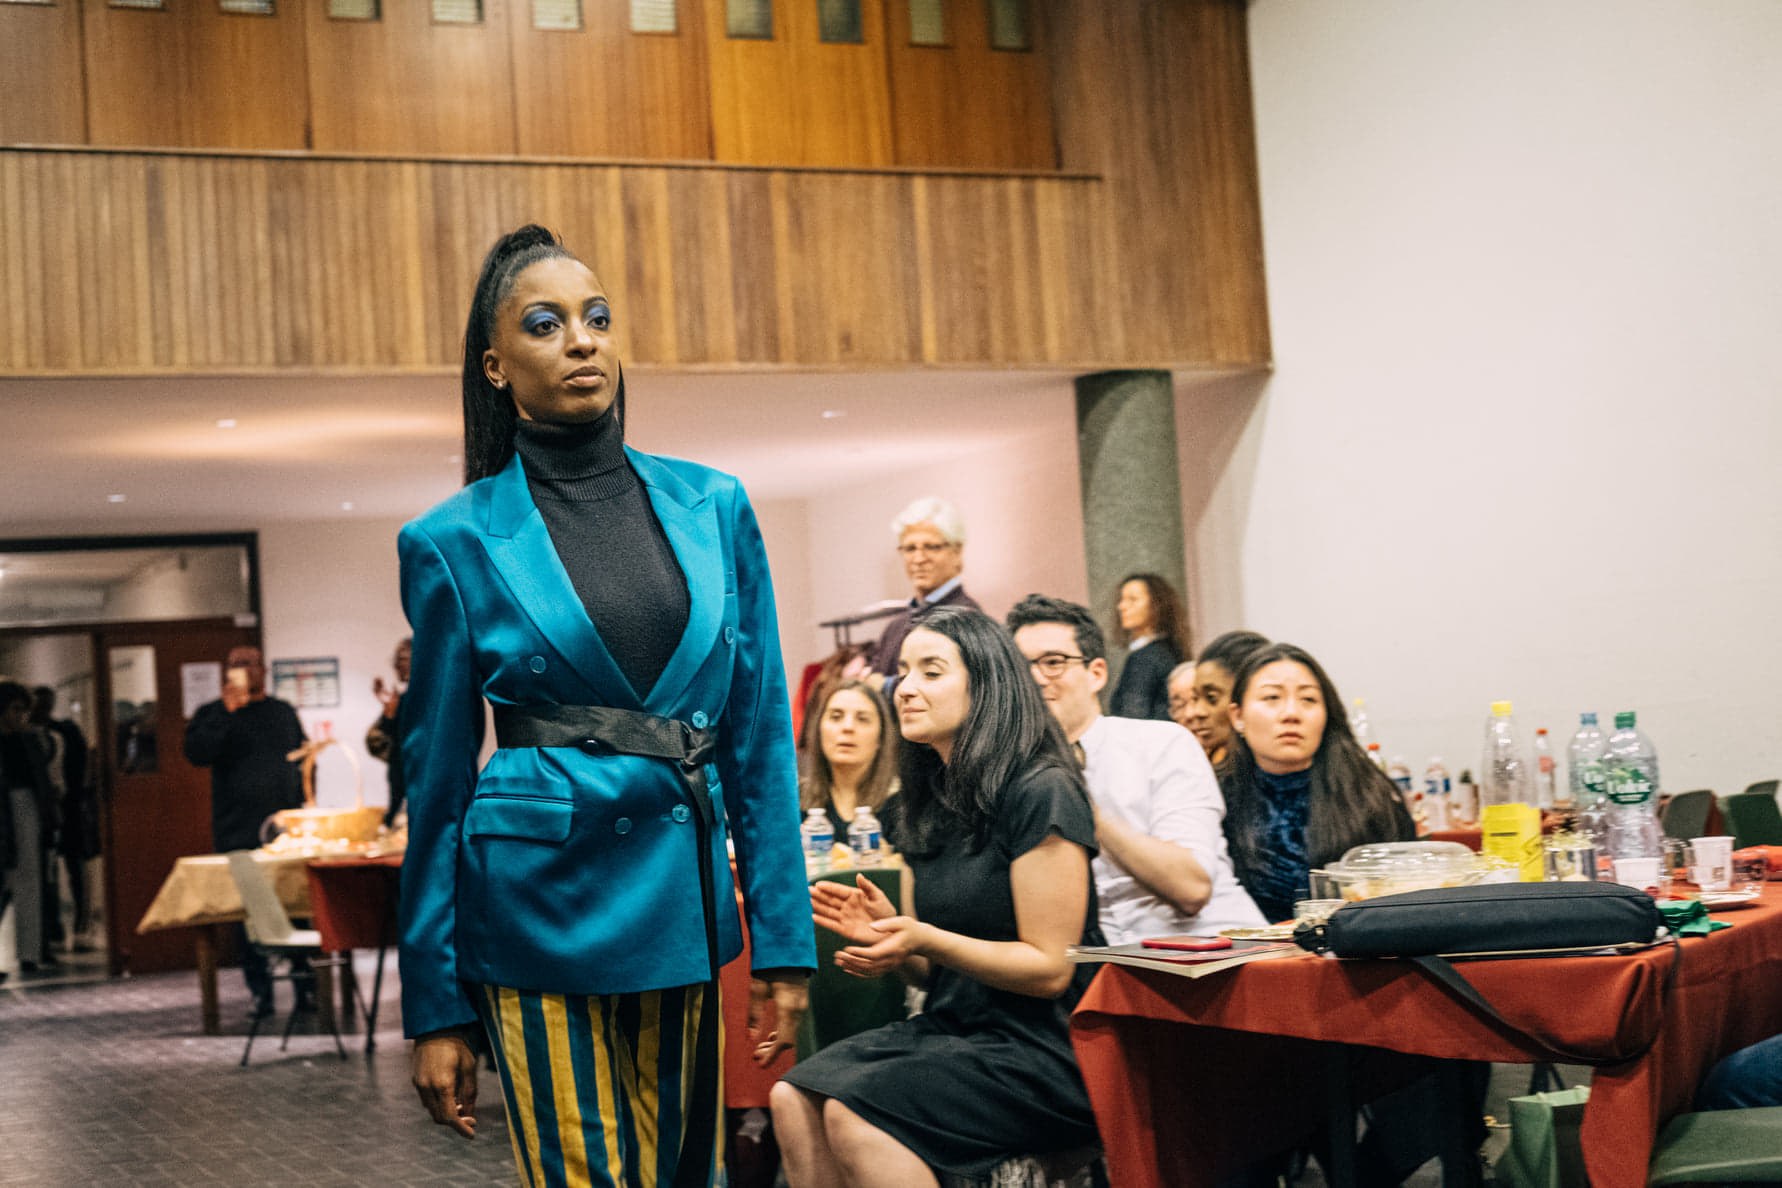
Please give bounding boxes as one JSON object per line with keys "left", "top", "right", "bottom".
{"left": 672, "top": 805, "right": 691, "bottom": 824}
{"left": 724, "top": 627, "right": 736, "bottom": 645}
{"left": 691, "top": 710, "right": 709, "bottom": 728}
{"left": 529, "top": 656, "right": 547, "bottom": 673}
{"left": 613, "top": 817, "right": 632, "bottom": 835}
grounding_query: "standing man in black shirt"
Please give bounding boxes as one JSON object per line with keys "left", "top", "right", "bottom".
{"left": 182, "top": 646, "right": 306, "bottom": 1018}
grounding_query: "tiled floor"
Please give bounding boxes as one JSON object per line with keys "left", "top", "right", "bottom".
{"left": 0, "top": 954, "right": 516, "bottom": 1187}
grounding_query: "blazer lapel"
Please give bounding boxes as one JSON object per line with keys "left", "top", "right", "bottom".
{"left": 479, "top": 454, "right": 643, "bottom": 708}
{"left": 629, "top": 449, "right": 723, "bottom": 713}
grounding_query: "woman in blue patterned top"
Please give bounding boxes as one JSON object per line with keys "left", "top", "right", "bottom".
{"left": 1217, "top": 643, "right": 1413, "bottom": 923}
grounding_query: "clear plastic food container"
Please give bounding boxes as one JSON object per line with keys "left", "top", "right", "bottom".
{"left": 1316, "top": 841, "right": 1515, "bottom": 901}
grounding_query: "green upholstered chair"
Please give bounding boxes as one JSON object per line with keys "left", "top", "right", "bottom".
{"left": 1722, "top": 791, "right": 1782, "bottom": 849}
{"left": 1659, "top": 790, "right": 1715, "bottom": 841}
{"left": 796, "top": 866, "right": 910, "bottom": 1059}
{"left": 1648, "top": 1106, "right": 1782, "bottom": 1184}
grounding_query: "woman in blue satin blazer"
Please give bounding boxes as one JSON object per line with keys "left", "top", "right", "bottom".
{"left": 400, "top": 225, "right": 815, "bottom": 1187}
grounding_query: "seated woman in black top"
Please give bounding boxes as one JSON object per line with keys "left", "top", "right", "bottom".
{"left": 801, "top": 679, "right": 903, "bottom": 850}
{"left": 1219, "top": 643, "right": 1413, "bottom": 923}
{"left": 771, "top": 608, "right": 1103, "bottom": 1187}
{"left": 1107, "top": 572, "right": 1188, "bottom": 720}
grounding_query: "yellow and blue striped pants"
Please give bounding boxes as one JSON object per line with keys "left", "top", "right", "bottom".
{"left": 477, "top": 982, "right": 724, "bottom": 1188}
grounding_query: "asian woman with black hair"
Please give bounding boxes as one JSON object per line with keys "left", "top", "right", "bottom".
{"left": 400, "top": 225, "right": 815, "bottom": 1188}
{"left": 1218, "top": 642, "right": 1414, "bottom": 924}
{"left": 770, "top": 607, "right": 1104, "bottom": 1187}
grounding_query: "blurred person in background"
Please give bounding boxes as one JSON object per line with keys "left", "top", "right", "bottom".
{"left": 1107, "top": 573, "right": 1189, "bottom": 721}
{"left": 1171, "top": 630, "right": 1271, "bottom": 777}
{"left": 1219, "top": 643, "right": 1413, "bottom": 925}
{"left": 862, "top": 498, "right": 980, "bottom": 679}
{"left": 365, "top": 636, "right": 412, "bottom": 826}
{"left": 32, "top": 687, "right": 93, "bottom": 948}
{"left": 801, "top": 679, "right": 903, "bottom": 850}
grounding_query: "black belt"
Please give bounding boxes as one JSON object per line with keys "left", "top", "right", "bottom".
{"left": 492, "top": 702, "right": 723, "bottom": 1188}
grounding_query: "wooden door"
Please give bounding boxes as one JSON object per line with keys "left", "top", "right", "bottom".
{"left": 98, "top": 619, "right": 258, "bottom": 975}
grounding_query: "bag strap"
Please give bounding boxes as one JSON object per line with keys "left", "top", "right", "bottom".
{"left": 1409, "top": 936, "right": 1681, "bottom": 1067}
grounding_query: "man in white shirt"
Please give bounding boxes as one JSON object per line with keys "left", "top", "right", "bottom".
{"left": 1007, "top": 594, "right": 1264, "bottom": 943}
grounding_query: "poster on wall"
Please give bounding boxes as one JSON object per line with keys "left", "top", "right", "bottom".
{"left": 180, "top": 662, "right": 223, "bottom": 719}
{"left": 272, "top": 657, "right": 342, "bottom": 709}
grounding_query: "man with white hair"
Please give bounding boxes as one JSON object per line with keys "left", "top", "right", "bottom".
{"left": 865, "top": 496, "right": 981, "bottom": 676}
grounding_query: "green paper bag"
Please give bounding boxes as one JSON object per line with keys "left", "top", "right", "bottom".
{"left": 1496, "top": 1086, "right": 1591, "bottom": 1188}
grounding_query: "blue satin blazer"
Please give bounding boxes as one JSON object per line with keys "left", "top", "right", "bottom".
{"left": 396, "top": 447, "right": 816, "bottom": 1038}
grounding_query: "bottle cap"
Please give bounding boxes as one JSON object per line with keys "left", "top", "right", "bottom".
{"left": 1491, "top": 700, "right": 1513, "bottom": 716}
{"left": 1367, "top": 742, "right": 1380, "bottom": 752}
{"left": 1615, "top": 711, "right": 1636, "bottom": 729}
{"left": 1581, "top": 711, "right": 1598, "bottom": 725}
{"left": 1536, "top": 728, "right": 1548, "bottom": 736}
{"left": 1354, "top": 697, "right": 1366, "bottom": 708}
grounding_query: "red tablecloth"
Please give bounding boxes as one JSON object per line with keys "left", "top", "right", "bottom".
{"left": 1070, "top": 884, "right": 1782, "bottom": 1188}
{"left": 306, "top": 854, "right": 403, "bottom": 951}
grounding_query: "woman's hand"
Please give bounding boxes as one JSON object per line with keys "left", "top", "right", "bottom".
{"left": 412, "top": 1032, "right": 479, "bottom": 1139}
{"left": 748, "top": 974, "right": 810, "bottom": 1067}
{"left": 835, "top": 916, "right": 931, "bottom": 979}
{"left": 811, "top": 874, "right": 896, "bottom": 945}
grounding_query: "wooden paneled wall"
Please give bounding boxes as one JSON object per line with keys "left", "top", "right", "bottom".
{"left": 82, "top": 0, "right": 310, "bottom": 151}
{"left": 0, "top": 0, "right": 1272, "bottom": 375}
{"left": 703, "top": 0, "right": 894, "bottom": 166}
{"left": 507, "top": 0, "right": 712, "bottom": 160}
{"left": 1045, "top": 0, "right": 1271, "bottom": 366}
{"left": 304, "top": 0, "right": 515, "bottom": 156}
{"left": 0, "top": 2, "right": 86, "bottom": 146}
{"left": 883, "top": 0, "right": 1054, "bottom": 170}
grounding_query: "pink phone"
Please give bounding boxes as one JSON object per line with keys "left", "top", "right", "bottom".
{"left": 1140, "top": 935, "right": 1233, "bottom": 952}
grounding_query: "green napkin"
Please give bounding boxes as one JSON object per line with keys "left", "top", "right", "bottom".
{"left": 1660, "top": 898, "right": 1730, "bottom": 935}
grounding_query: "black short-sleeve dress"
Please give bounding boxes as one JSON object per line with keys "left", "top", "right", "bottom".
{"left": 782, "top": 763, "right": 1105, "bottom": 1177}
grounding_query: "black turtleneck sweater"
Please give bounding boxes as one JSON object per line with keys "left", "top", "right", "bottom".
{"left": 514, "top": 411, "right": 690, "bottom": 699}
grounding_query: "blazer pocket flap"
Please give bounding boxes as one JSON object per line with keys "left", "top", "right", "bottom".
{"left": 465, "top": 796, "right": 572, "bottom": 843}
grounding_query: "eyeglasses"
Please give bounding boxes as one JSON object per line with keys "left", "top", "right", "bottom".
{"left": 897, "top": 542, "right": 957, "bottom": 557}
{"left": 1027, "top": 653, "right": 1088, "bottom": 679}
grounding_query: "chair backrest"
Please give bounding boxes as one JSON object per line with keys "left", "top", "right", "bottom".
{"left": 1744, "top": 779, "right": 1779, "bottom": 799}
{"left": 1660, "top": 790, "right": 1715, "bottom": 841}
{"left": 1721, "top": 792, "right": 1782, "bottom": 849}
{"left": 226, "top": 851, "right": 300, "bottom": 946}
{"left": 797, "top": 867, "right": 909, "bottom": 1059}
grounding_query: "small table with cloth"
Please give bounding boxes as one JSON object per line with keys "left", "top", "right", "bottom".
{"left": 1070, "top": 881, "right": 1782, "bottom": 1188}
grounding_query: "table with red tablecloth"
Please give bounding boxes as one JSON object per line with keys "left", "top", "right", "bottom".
{"left": 1070, "top": 884, "right": 1782, "bottom": 1188}
{"left": 306, "top": 853, "right": 403, "bottom": 1051}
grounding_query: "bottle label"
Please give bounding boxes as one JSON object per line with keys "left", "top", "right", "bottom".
{"left": 1606, "top": 771, "right": 1653, "bottom": 806}
{"left": 850, "top": 829, "right": 881, "bottom": 853}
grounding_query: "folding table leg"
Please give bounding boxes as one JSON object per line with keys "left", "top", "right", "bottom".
{"left": 364, "top": 943, "right": 388, "bottom": 1055}
{"left": 1322, "top": 1045, "right": 1357, "bottom": 1188}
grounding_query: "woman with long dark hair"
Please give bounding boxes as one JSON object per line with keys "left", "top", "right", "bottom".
{"left": 399, "top": 225, "right": 815, "bottom": 1188}
{"left": 1107, "top": 572, "right": 1189, "bottom": 720}
{"left": 770, "top": 608, "right": 1104, "bottom": 1187}
{"left": 1219, "top": 642, "right": 1413, "bottom": 923}
{"left": 800, "top": 679, "right": 902, "bottom": 847}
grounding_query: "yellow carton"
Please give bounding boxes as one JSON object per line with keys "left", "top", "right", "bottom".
{"left": 1481, "top": 802, "right": 1544, "bottom": 881}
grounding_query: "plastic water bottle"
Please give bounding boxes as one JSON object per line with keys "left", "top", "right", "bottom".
{"left": 1533, "top": 728, "right": 1558, "bottom": 810}
{"left": 848, "top": 805, "right": 884, "bottom": 867}
{"left": 1569, "top": 713, "right": 1611, "bottom": 864}
{"left": 1386, "top": 755, "right": 1413, "bottom": 796}
{"left": 801, "top": 808, "right": 834, "bottom": 876}
{"left": 1480, "top": 701, "right": 1532, "bottom": 808}
{"left": 1423, "top": 757, "right": 1452, "bottom": 830}
{"left": 1352, "top": 699, "right": 1373, "bottom": 752}
{"left": 1602, "top": 711, "right": 1662, "bottom": 863}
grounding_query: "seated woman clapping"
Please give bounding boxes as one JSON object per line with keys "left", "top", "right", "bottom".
{"left": 770, "top": 608, "right": 1105, "bottom": 1188}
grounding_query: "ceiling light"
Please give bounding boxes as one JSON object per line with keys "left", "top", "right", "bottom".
{"left": 445, "top": 454, "right": 462, "bottom": 464}
{"left": 340, "top": 501, "right": 355, "bottom": 512}
{"left": 821, "top": 409, "right": 847, "bottom": 420}
{"left": 216, "top": 418, "right": 237, "bottom": 429}
{"left": 107, "top": 494, "right": 127, "bottom": 503}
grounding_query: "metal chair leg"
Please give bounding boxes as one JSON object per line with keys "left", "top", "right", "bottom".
{"left": 240, "top": 1011, "right": 265, "bottom": 1067}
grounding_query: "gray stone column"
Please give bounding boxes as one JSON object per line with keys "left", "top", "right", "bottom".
{"left": 1075, "top": 370, "right": 1187, "bottom": 687}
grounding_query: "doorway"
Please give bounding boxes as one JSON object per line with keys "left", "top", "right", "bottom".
{"left": 0, "top": 535, "right": 260, "bottom": 980}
